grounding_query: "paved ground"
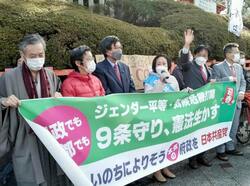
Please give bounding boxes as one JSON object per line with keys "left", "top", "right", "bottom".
{"left": 2, "top": 143, "right": 250, "bottom": 186}
{"left": 129, "top": 142, "right": 250, "bottom": 186}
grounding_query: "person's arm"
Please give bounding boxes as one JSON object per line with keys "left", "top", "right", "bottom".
{"left": 179, "top": 51, "right": 190, "bottom": 71}
{"left": 93, "top": 65, "right": 112, "bottom": 95}
{"left": 179, "top": 29, "right": 194, "bottom": 71}
{"left": 238, "top": 66, "right": 246, "bottom": 101}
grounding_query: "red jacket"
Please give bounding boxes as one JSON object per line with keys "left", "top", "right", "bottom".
{"left": 62, "top": 71, "right": 105, "bottom": 97}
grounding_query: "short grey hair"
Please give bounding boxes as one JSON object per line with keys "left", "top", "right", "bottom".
{"left": 19, "top": 33, "right": 46, "bottom": 52}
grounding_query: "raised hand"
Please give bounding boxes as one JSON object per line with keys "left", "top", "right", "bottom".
{"left": 184, "top": 29, "right": 194, "bottom": 48}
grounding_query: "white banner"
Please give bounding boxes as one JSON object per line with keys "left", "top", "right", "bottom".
{"left": 228, "top": 0, "right": 244, "bottom": 36}
{"left": 26, "top": 118, "right": 231, "bottom": 186}
{"left": 82, "top": 123, "right": 232, "bottom": 186}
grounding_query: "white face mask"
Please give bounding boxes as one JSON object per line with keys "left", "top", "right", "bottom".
{"left": 239, "top": 58, "right": 245, "bottom": 65}
{"left": 156, "top": 65, "right": 170, "bottom": 83}
{"left": 156, "top": 65, "right": 167, "bottom": 75}
{"left": 86, "top": 60, "right": 96, "bottom": 73}
{"left": 233, "top": 53, "right": 240, "bottom": 63}
{"left": 195, "top": 56, "right": 207, "bottom": 66}
{"left": 26, "top": 58, "right": 45, "bottom": 71}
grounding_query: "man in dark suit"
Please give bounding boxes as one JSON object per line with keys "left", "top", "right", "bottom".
{"left": 94, "top": 36, "right": 135, "bottom": 94}
{"left": 180, "top": 29, "right": 212, "bottom": 169}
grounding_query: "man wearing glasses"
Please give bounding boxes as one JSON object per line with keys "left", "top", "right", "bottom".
{"left": 212, "top": 43, "right": 246, "bottom": 161}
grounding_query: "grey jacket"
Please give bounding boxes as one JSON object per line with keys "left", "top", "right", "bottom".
{"left": 212, "top": 60, "right": 246, "bottom": 108}
{"left": 0, "top": 66, "right": 60, "bottom": 184}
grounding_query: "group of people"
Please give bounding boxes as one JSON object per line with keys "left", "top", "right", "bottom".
{"left": 144, "top": 29, "right": 247, "bottom": 183}
{"left": 0, "top": 28, "right": 248, "bottom": 185}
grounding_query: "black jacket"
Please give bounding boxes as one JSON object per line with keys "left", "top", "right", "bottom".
{"left": 180, "top": 52, "right": 210, "bottom": 90}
